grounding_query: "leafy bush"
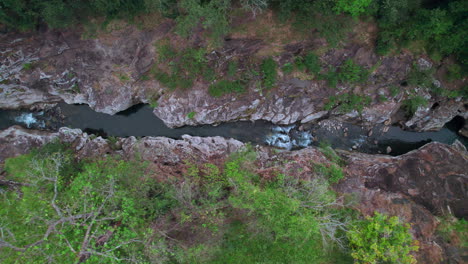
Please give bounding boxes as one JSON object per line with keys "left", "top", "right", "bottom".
{"left": 337, "top": 59, "right": 369, "bottom": 84}
{"left": 402, "top": 95, "right": 428, "bottom": 116}
{"left": 0, "top": 0, "right": 158, "bottom": 31}
{"left": 315, "top": 163, "right": 345, "bottom": 184}
{"left": 153, "top": 47, "right": 213, "bottom": 90}
{"left": 334, "top": 0, "right": 373, "bottom": 18}
{"left": 208, "top": 80, "right": 245, "bottom": 97}
{"left": 156, "top": 43, "right": 177, "bottom": 62}
{"left": 227, "top": 60, "right": 238, "bottom": 77}
{"left": 407, "top": 65, "right": 435, "bottom": 88}
{"left": 282, "top": 62, "right": 294, "bottom": 74}
{"left": 437, "top": 216, "right": 468, "bottom": 247}
{"left": 324, "top": 93, "right": 372, "bottom": 114}
{"left": 347, "top": 212, "right": 419, "bottom": 264}
{"left": 176, "top": 0, "right": 231, "bottom": 44}
{"left": 1, "top": 144, "right": 174, "bottom": 263}
{"left": 295, "top": 52, "right": 321, "bottom": 75}
{"left": 260, "top": 57, "right": 277, "bottom": 89}
{"left": 187, "top": 111, "right": 196, "bottom": 119}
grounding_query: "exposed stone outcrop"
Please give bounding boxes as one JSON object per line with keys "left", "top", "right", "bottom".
{"left": 0, "top": 21, "right": 173, "bottom": 114}
{"left": 1, "top": 24, "right": 465, "bottom": 131}
{"left": 333, "top": 142, "right": 468, "bottom": 263}
{"left": 0, "top": 126, "right": 244, "bottom": 165}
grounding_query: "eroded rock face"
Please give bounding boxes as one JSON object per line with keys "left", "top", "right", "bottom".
{"left": 0, "top": 126, "right": 245, "bottom": 165}
{"left": 338, "top": 142, "right": 468, "bottom": 219}
{"left": 0, "top": 125, "right": 58, "bottom": 163}
{"left": 0, "top": 21, "right": 173, "bottom": 114}
{"left": 2, "top": 25, "right": 466, "bottom": 131}
{"left": 335, "top": 142, "right": 468, "bottom": 263}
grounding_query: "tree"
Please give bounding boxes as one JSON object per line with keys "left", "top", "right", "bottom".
{"left": 0, "top": 146, "right": 170, "bottom": 263}
{"left": 334, "top": 0, "right": 373, "bottom": 17}
{"left": 347, "top": 212, "right": 419, "bottom": 264}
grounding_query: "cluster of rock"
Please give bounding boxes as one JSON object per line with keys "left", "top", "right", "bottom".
{"left": 1, "top": 24, "right": 466, "bottom": 131}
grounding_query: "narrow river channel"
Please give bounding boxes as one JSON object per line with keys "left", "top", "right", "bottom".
{"left": 1, "top": 102, "right": 466, "bottom": 156}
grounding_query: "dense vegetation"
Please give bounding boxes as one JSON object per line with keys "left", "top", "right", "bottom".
{"left": 0, "top": 142, "right": 421, "bottom": 263}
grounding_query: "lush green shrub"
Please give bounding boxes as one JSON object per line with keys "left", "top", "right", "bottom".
{"left": 1, "top": 144, "right": 174, "bottom": 263}
{"left": 187, "top": 111, "right": 196, "bottom": 119}
{"left": 208, "top": 80, "right": 245, "bottom": 97}
{"left": 437, "top": 216, "right": 468, "bottom": 247}
{"left": 402, "top": 95, "right": 428, "bottom": 116}
{"left": 321, "top": 66, "right": 339, "bottom": 88}
{"left": 407, "top": 64, "right": 435, "bottom": 88}
{"left": 347, "top": 212, "right": 419, "bottom": 264}
{"left": 156, "top": 43, "right": 177, "bottom": 62}
{"left": 334, "top": 0, "right": 373, "bottom": 18}
{"left": 0, "top": 0, "right": 157, "bottom": 30}
{"left": 295, "top": 52, "right": 321, "bottom": 75}
{"left": 227, "top": 60, "right": 238, "bottom": 77}
{"left": 337, "top": 59, "right": 369, "bottom": 84}
{"left": 153, "top": 47, "right": 213, "bottom": 90}
{"left": 446, "top": 64, "right": 464, "bottom": 81}
{"left": 176, "top": 0, "right": 231, "bottom": 44}
{"left": 315, "top": 163, "right": 345, "bottom": 184}
{"left": 260, "top": 57, "right": 277, "bottom": 89}
{"left": 324, "top": 93, "right": 371, "bottom": 114}
{"left": 282, "top": 62, "right": 294, "bottom": 74}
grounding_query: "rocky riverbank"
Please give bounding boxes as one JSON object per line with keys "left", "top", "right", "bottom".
{"left": 0, "top": 125, "right": 466, "bottom": 263}
{"left": 1, "top": 20, "right": 466, "bottom": 131}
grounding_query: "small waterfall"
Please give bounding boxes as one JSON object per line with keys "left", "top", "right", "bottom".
{"left": 265, "top": 125, "right": 313, "bottom": 150}
{"left": 14, "top": 112, "right": 45, "bottom": 128}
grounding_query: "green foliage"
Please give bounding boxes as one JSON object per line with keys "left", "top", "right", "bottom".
{"left": 156, "top": 43, "right": 177, "bottom": 62}
{"left": 375, "top": 0, "right": 467, "bottom": 63}
{"left": 315, "top": 163, "right": 344, "bottom": 184}
{"left": 271, "top": 0, "right": 353, "bottom": 47}
{"left": 119, "top": 73, "right": 130, "bottom": 82}
{"left": 260, "top": 57, "right": 277, "bottom": 89}
{"left": 208, "top": 80, "right": 245, "bottom": 97}
{"left": 281, "top": 62, "right": 294, "bottom": 74}
{"left": 407, "top": 65, "right": 435, "bottom": 88}
{"left": 1, "top": 143, "right": 174, "bottom": 263}
{"left": 318, "top": 141, "right": 344, "bottom": 165}
{"left": 337, "top": 59, "right": 369, "bottom": 84}
{"left": 227, "top": 60, "right": 238, "bottom": 77}
{"left": 402, "top": 95, "right": 428, "bottom": 116}
{"left": 437, "top": 216, "right": 468, "bottom": 247}
{"left": 295, "top": 52, "right": 321, "bottom": 75}
{"left": 347, "top": 212, "right": 419, "bottom": 264}
{"left": 0, "top": 143, "right": 357, "bottom": 263}
{"left": 153, "top": 46, "right": 213, "bottom": 90}
{"left": 390, "top": 85, "right": 400, "bottom": 97}
{"left": 176, "top": 0, "right": 231, "bottom": 44}
{"left": 324, "top": 93, "right": 372, "bottom": 114}
{"left": 187, "top": 111, "right": 196, "bottom": 119}
{"left": 0, "top": 0, "right": 159, "bottom": 31}
{"left": 321, "top": 59, "right": 368, "bottom": 88}
{"left": 213, "top": 150, "right": 348, "bottom": 263}
{"left": 322, "top": 66, "right": 339, "bottom": 88}
{"left": 334, "top": 0, "right": 373, "bottom": 18}
{"left": 446, "top": 63, "right": 465, "bottom": 81}
{"left": 22, "top": 62, "right": 33, "bottom": 71}
{"left": 240, "top": 0, "right": 268, "bottom": 16}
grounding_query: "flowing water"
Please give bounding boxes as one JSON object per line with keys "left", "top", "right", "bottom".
{"left": 1, "top": 102, "right": 466, "bottom": 156}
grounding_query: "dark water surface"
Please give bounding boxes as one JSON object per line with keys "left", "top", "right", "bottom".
{"left": 1, "top": 103, "right": 466, "bottom": 156}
